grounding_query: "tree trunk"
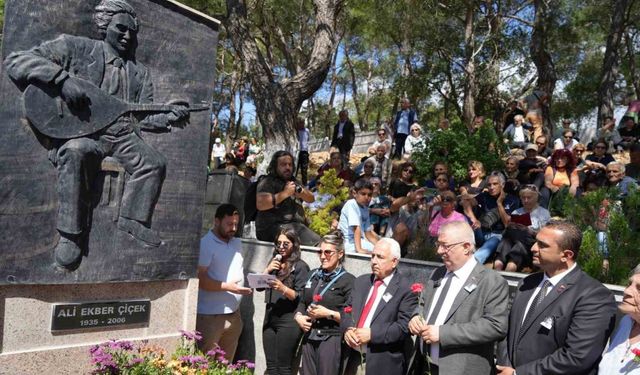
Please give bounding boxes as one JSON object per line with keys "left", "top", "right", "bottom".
{"left": 530, "top": 0, "right": 557, "bottom": 136}
{"left": 343, "top": 40, "right": 364, "bottom": 130}
{"left": 324, "top": 40, "right": 341, "bottom": 138}
{"left": 225, "top": 0, "right": 342, "bottom": 170}
{"left": 625, "top": 31, "right": 640, "bottom": 99}
{"left": 597, "top": 0, "right": 629, "bottom": 126}
{"left": 462, "top": 1, "right": 476, "bottom": 132}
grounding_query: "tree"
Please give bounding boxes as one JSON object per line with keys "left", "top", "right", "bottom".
{"left": 224, "top": 0, "right": 344, "bottom": 165}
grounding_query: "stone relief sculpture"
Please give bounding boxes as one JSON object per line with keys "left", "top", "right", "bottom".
{"left": 3, "top": 0, "right": 203, "bottom": 269}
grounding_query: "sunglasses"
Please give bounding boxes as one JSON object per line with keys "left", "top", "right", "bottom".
{"left": 276, "top": 241, "right": 292, "bottom": 249}
{"left": 378, "top": 133, "right": 386, "bottom": 136}
{"left": 319, "top": 250, "right": 336, "bottom": 257}
{"left": 521, "top": 184, "right": 539, "bottom": 193}
{"left": 403, "top": 169, "right": 414, "bottom": 174}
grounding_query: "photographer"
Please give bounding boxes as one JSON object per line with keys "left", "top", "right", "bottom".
{"left": 460, "top": 172, "right": 520, "bottom": 265}
{"left": 256, "top": 151, "right": 320, "bottom": 246}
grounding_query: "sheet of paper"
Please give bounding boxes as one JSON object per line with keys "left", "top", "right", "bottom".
{"left": 247, "top": 273, "right": 276, "bottom": 289}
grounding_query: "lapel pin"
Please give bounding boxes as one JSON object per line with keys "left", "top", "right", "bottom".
{"left": 382, "top": 292, "right": 392, "bottom": 302}
{"left": 464, "top": 283, "right": 477, "bottom": 293}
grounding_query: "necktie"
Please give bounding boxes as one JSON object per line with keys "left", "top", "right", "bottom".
{"left": 519, "top": 280, "right": 552, "bottom": 337}
{"left": 357, "top": 279, "right": 384, "bottom": 328}
{"left": 427, "top": 273, "right": 452, "bottom": 325}
{"left": 108, "top": 57, "right": 124, "bottom": 96}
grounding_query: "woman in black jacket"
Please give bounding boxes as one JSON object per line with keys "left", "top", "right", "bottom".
{"left": 263, "top": 226, "right": 310, "bottom": 375}
{"left": 294, "top": 231, "right": 355, "bottom": 375}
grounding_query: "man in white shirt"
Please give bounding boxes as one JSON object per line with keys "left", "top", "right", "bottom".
{"left": 392, "top": 99, "right": 417, "bottom": 159}
{"left": 497, "top": 221, "right": 616, "bottom": 375}
{"left": 211, "top": 137, "right": 226, "bottom": 169}
{"left": 196, "top": 204, "right": 252, "bottom": 360}
{"left": 408, "top": 221, "right": 509, "bottom": 375}
{"left": 342, "top": 238, "right": 418, "bottom": 375}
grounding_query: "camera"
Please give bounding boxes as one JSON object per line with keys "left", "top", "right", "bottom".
{"left": 295, "top": 183, "right": 303, "bottom": 194}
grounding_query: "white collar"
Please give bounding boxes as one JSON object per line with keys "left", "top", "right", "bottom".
{"left": 450, "top": 257, "right": 477, "bottom": 280}
{"left": 544, "top": 262, "right": 577, "bottom": 286}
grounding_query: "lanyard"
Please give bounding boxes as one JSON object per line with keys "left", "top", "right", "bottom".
{"left": 308, "top": 268, "right": 346, "bottom": 300}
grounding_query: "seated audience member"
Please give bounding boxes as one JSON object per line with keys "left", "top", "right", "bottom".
{"left": 459, "top": 160, "right": 487, "bottom": 195}
{"left": 427, "top": 190, "right": 467, "bottom": 239}
{"left": 261, "top": 227, "right": 310, "bottom": 375}
{"left": 341, "top": 239, "right": 418, "bottom": 375}
{"left": 385, "top": 163, "right": 423, "bottom": 250}
{"left": 535, "top": 135, "right": 553, "bottom": 158}
{"left": 618, "top": 116, "right": 640, "bottom": 149}
{"left": 503, "top": 156, "right": 520, "bottom": 181}
{"left": 313, "top": 151, "right": 356, "bottom": 188}
{"left": 424, "top": 161, "right": 456, "bottom": 191}
{"left": 599, "top": 264, "right": 640, "bottom": 374}
{"left": 572, "top": 143, "right": 587, "bottom": 171}
{"left": 540, "top": 149, "right": 579, "bottom": 207}
{"left": 255, "top": 151, "right": 320, "bottom": 245}
{"left": 597, "top": 116, "right": 623, "bottom": 152}
{"left": 242, "top": 165, "right": 257, "bottom": 182}
{"left": 503, "top": 100, "right": 526, "bottom": 132}
{"left": 585, "top": 139, "right": 616, "bottom": 170}
{"left": 222, "top": 152, "right": 239, "bottom": 173}
{"left": 368, "top": 128, "right": 392, "bottom": 158}
{"left": 430, "top": 173, "right": 453, "bottom": 199}
{"left": 368, "top": 177, "right": 391, "bottom": 235}
{"left": 606, "top": 162, "right": 638, "bottom": 198}
{"left": 497, "top": 222, "right": 616, "bottom": 375}
{"left": 461, "top": 172, "right": 520, "bottom": 265}
{"left": 625, "top": 143, "right": 640, "bottom": 181}
{"left": 339, "top": 179, "right": 379, "bottom": 253}
{"left": 196, "top": 204, "right": 251, "bottom": 361}
{"left": 553, "top": 118, "right": 578, "bottom": 140}
{"left": 295, "top": 232, "right": 355, "bottom": 375}
{"left": 246, "top": 137, "right": 262, "bottom": 165}
{"left": 553, "top": 129, "right": 579, "bottom": 151}
{"left": 494, "top": 185, "right": 550, "bottom": 272}
{"left": 367, "top": 145, "right": 392, "bottom": 187}
{"left": 503, "top": 114, "right": 531, "bottom": 149}
{"left": 404, "top": 123, "right": 425, "bottom": 159}
{"left": 517, "top": 144, "right": 546, "bottom": 187}
{"left": 355, "top": 159, "right": 375, "bottom": 184}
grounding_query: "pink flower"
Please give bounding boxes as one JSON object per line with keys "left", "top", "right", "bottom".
{"left": 344, "top": 306, "right": 353, "bottom": 314}
{"left": 411, "top": 283, "right": 424, "bottom": 294}
{"left": 313, "top": 294, "right": 323, "bottom": 303}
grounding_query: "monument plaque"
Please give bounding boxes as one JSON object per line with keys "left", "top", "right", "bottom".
{"left": 51, "top": 299, "right": 151, "bottom": 331}
{"left": 0, "top": 0, "right": 219, "bottom": 284}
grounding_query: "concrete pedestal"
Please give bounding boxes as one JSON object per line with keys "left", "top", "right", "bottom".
{"left": 0, "top": 279, "right": 198, "bottom": 374}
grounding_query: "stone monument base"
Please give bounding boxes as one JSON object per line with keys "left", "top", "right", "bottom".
{"left": 0, "top": 279, "right": 198, "bottom": 374}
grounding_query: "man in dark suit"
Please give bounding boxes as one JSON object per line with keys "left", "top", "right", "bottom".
{"left": 331, "top": 109, "right": 355, "bottom": 165}
{"left": 496, "top": 221, "right": 617, "bottom": 375}
{"left": 4, "top": 0, "right": 189, "bottom": 268}
{"left": 342, "top": 238, "right": 418, "bottom": 375}
{"left": 408, "top": 221, "right": 509, "bottom": 375}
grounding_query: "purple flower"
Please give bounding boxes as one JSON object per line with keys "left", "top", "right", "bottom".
{"left": 179, "top": 330, "right": 203, "bottom": 342}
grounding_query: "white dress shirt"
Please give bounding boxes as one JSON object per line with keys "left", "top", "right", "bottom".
{"left": 338, "top": 121, "right": 346, "bottom": 138}
{"left": 361, "top": 272, "right": 395, "bottom": 329}
{"left": 522, "top": 263, "right": 577, "bottom": 323}
{"left": 427, "top": 257, "right": 477, "bottom": 364}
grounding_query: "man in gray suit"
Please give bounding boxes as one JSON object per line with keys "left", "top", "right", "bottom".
{"left": 408, "top": 221, "right": 509, "bottom": 375}
{"left": 4, "top": 0, "right": 188, "bottom": 269}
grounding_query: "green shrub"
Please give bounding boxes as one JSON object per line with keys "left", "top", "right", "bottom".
{"left": 304, "top": 168, "right": 349, "bottom": 236}
{"left": 411, "top": 119, "right": 507, "bottom": 181}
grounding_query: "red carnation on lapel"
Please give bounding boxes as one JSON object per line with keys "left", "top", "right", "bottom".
{"left": 411, "top": 283, "right": 424, "bottom": 294}
{"left": 344, "top": 306, "right": 353, "bottom": 314}
{"left": 313, "top": 294, "right": 323, "bottom": 303}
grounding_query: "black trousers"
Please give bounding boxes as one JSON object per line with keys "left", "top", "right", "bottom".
{"left": 300, "top": 335, "right": 344, "bottom": 375}
{"left": 393, "top": 133, "right": 408, "bottom": 159}
{"left": 263, "top": 313, "right": 302, "bottom": 375}
{"left": 296, "top": 151, "right": 310, "bottom": 185}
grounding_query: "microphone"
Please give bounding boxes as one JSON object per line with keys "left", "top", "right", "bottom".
{"left": 270, "top": 254, "right": 282, "bottom": 275}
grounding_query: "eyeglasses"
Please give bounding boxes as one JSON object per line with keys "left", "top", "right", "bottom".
{"left": 606, "top": 169, "right": 621, "bottom": 174}
{"left": 403, "top": 169, "right": 414, "bottom": 174}
{"left": 276, "top": 241, "right": 292, "bottom": 249}
{"left": 319, "top": 250, "right": 336, "bottom": 257}
{"left": 435, "top": 241, "right": 466, "bottom": 252}
{"left": 442, "top": 197, "right": 456, "bottom": 203}
{"left": 411, "top": 129, "right": 420, "bottom": 132}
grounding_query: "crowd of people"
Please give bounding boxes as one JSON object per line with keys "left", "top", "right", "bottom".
{"left": 200, "top": 99, "right": 640, "bottom": 374}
